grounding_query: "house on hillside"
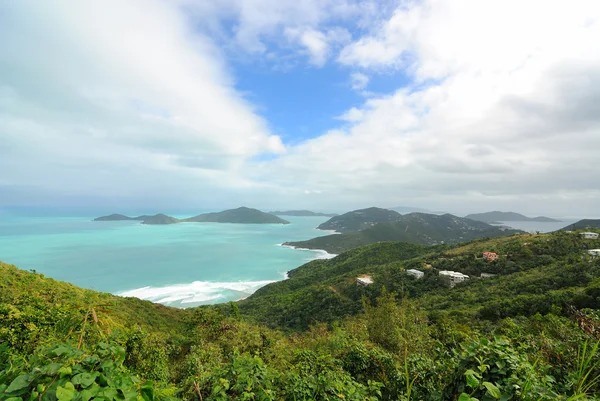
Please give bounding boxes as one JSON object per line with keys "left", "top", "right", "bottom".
{"left": 439, "top": 270, "right": 469, "bottom": 288}
{"left": 356, "top": 275, "right": 374, "bottom": 286}
{"left": 481, "top": 273, "right": 497, "bottom": 278}
{"left": 407, "top": 269, "right": 424, "bottom": 279}
{"left": 588, "top": 249, "right": 600, "bottom": 257}
{"left": 581, "top": 232, "right": 599, "bottom": 240}
{"left": 483, "top": 252, "right": 499, "bottom": 262}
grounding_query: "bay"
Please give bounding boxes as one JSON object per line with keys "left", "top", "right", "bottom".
{"left": 0, "top": 215, "right": 334, "bottom": 307}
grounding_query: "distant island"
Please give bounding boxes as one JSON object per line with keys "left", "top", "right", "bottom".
{"left": 94, "top": 207, "right": 289, "bottom": 225}
{"left": 182, "top": 207, "right": 289, "bottom": 224}
{"left": 93, "top": 213, "right": 179, "bottom": 224}
{"left": 284, "top": 211, "right": 523, "bottom": 253}
{"left": 465, "top": 211, "right": 560, "bottom": 223}
{"left": 317, "top": 207, "right": 401, "bottom": 233}
{"left": 268, "top": 210, "right": 338, "bottom": 217}
{"left": 560, "top": 219, "right": 600, "bottom": 231}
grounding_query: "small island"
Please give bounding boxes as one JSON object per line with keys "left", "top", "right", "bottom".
{"left": 183, "top": 207, "right": 289, "bottom": 224}
{"left": 94, "top": 207, "right": 289, "bottom": 225}
{"left": 465, "top": 211, "right": 560, "bottom": 223}
{"left": 268, "top": 210, "right": 338, "bottom": 217}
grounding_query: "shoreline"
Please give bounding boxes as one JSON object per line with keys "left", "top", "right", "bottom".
{"left": 277, "top": 243, "right": 338, "bottom": 260}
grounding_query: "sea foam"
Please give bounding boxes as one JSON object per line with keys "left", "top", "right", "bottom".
{"left": 118, "top": 279, "right": 276, "bottom": 307}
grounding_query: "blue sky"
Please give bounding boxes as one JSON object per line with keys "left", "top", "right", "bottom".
{"left": 0, "top": 0, "right": 599, "bottom": 217}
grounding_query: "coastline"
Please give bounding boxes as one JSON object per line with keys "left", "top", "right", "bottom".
{"left": 277, "top": 243, "right": 338, "bottom": 260}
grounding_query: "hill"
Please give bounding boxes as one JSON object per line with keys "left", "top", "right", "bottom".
{"left": 268, "top": 210, "right": 338, "bottom": 217}
{"left": 465, "top": 211, "right": 560, "bottom": 223}
{"left": 93, "top": 213, "right": 140, "bottom": 221}
{"left": 2, "top": 230, "right": 600, "bottom": 400}
{"left": 317, "top": 207, "right": 401, "bottom": 232}
{"left": 285, "top": 213, "right": 522, "bottom": 253}
{"left": 94, "top": 207, "right": 290, "bottom": 225}
{"left": 561, "top": 219, "right": 600, "bottom": 230}
{"left": 140, "top": 213, "right": 180, "bottom": 225}
{"left": 94, "top": 213, "right": 179, "bottom": 224}
{"left": 183, "top": 206, "right": 290, "bottom": 224}
{"left": 240, "top": 229, "right": 600, "bottom": 331}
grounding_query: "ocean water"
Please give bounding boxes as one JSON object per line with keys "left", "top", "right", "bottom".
{"left": 491, "top": 219, "right": 576, "bottom": 233}
{"left": 0, "top": 215, "right": 334, "bottom": 307}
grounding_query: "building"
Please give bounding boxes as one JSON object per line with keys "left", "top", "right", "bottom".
{"left": 580, "top": 232, "right": 600, "bottom": 240}
{"left": 356, "top": 275, "right": 374, "bottom": 286}
{"left": 407, "top": 269, "right": 424, "bottom": 279}
{"left": 483, "top": 252, "right": 499, "bottom": 261}
{"left": 588, "top": 249, "right": 600, "bottom": 257}
{"left": 439, "top": 270, "right": 469, "bottom": 287}
{"left": 480, "top": 273, "right": 497, "bottom": 278}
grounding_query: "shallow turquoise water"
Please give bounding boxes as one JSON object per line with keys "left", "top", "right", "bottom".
{"left": 0, "top": 215, "right": 333, "bottom": 307}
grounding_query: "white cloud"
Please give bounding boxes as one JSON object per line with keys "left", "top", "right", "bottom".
{"left": 0, "top": 0, "right": 283, "bottom": 207}
{"left": 253, "top": 0, "right": 600, "bottom": 216}
{"left": 350, "top": 72, "right": 369, "bottom": 90}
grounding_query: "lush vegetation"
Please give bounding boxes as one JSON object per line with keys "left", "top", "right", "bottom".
{"left": 285, "top": 213, "right": 521, "bottom": 254}
{"left": 316, "top": 207, "right": 401, "bottom": 232}
{"left": 2, "top": 229, "right": 600, "bottom": 400}
{"left": 563, "top": 220, "right": 600, "bottom": 231}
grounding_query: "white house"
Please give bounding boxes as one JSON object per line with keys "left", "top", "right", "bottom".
{"left": 356, "top": 275, "right": 374, "bottom": 286}
{"left": 580, "top": 232, "right": 599, "bottom": 240}
{"left": 407, "top": 269, "right": 424, "bottom": 279}
{"left": 588, "top": 249, "right": 600, "bottom": 257}
{"left": 480, "top": 273, "right": 497, "bottom": 278}
{"left": 439, "top": 270, "right": 469, "bottom": 287}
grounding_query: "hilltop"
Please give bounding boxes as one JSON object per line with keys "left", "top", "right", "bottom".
{"left": 465, "top": 211, "right": 560, "bottom": 223}
{"left": 140, "top": 213, "right": 180, "bottom": 225}
{"left": 285, "top": 212, "right": 522, "bottom": 253}
{"left": 317, "top": 207, "right": 401, "bottom": 232}
{"left": 268, "top": 210, "right": 338, "bottom": 217}
{"left": 2, "top": 230, "right": 600, "bottom": 400}
{"left": 183, "top": 206, "right": 289, "bottom": 224}
{"left": 561, "top": 219, "right": 600, "bottom": 230}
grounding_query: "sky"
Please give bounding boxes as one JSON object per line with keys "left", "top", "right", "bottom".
{"left": 0, "top": 0, "right": 599, "bottom": 217}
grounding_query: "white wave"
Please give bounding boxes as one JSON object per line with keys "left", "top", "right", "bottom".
{"left": 278, "top": 243, "right": 337, "bottom": 260}
{"left": 118, "top": 279, "right": 275, "bottom": 306}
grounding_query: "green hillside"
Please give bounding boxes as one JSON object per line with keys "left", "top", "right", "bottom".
{"left": 562, "top": 219, "right": 600, "bottom": 230}
{"left": 317, "top": 207, "right": 401, "bottom": 232}
{"left": 2, "top": 230, "right": 600, "bottom": 400}
{"left": 285, "top": 213, "right": 522, "bottom": 253}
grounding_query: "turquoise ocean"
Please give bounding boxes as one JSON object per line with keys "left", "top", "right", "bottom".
{"left": 0, "top": 215, "right": 335, "bottom": 307}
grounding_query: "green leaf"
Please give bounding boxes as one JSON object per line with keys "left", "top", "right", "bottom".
{"left": 5, "top": 397, "right": 24, "bottom": 401}
{"left": 141, "top": 382, "right": 154, "bottom": 401}
{"left": 6, "top": 374, "right": 31, "bottom": 393}
{"left": 58, "top": 366, "right": 72, "bottom": 378}
{"left": 482, "top": 382, "right": 501, "bottom": 399}
{"left": 40, "top": 363, "right": 63, "bottom": 376}
{"left": 458, "top": 394, "right": 473, "bottom": 401}
{"left": 50, "top": 346, "right": 72, "bottom": 357}
{"left": 56, "top": 383, "right": 75, "bottom": 401}
{"left": 72, "top": 373, "right": 97, "bottom": 388}
{"left": 80, "top": 383, "right": 100, "bottom": 401}
{"left": 465, "top": 370, "right": 480, "bottom": 389}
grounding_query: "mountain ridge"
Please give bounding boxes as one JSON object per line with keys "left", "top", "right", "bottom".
{"left": 465, "top": 211, "right": 560, "bottom": 223}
